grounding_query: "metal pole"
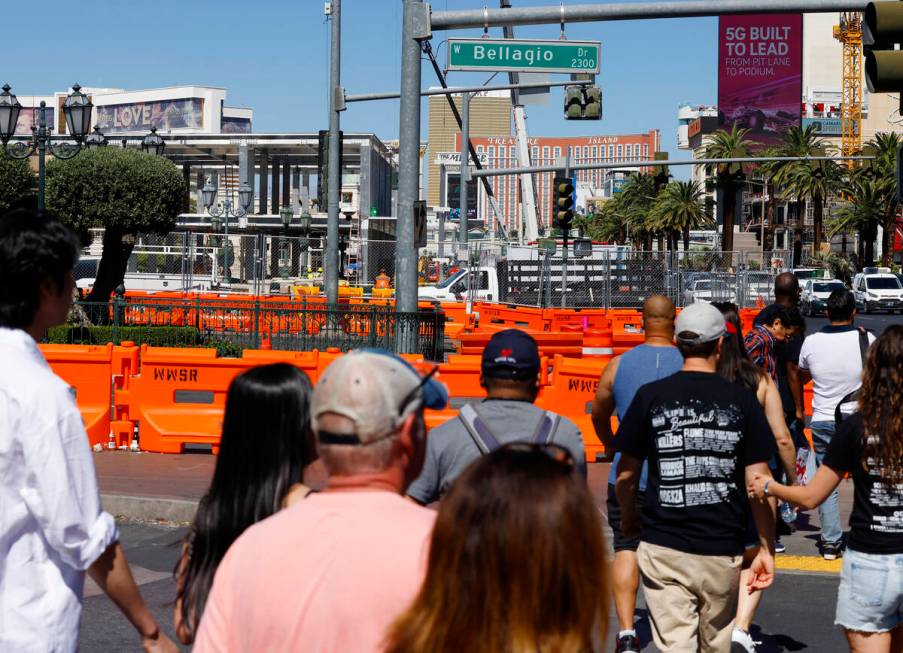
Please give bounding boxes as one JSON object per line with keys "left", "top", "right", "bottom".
{"left": 37, "top": 102, "right": 47, "bottom": 213}
{"left": 470, "top": 155, "right": 873, "bottom": 178}
{"left": 344, "top": 79, "right": 583, "bottom": 103}
{"left": 760, "top": 181, "right": 766, "bottom": 259}
{"left": 325, "top": 0, "right": 341, "bottom": 307}
{"left": 561, "top": 147, "right": 570, "bottom": 308}
{"left": 430, "top": 0, "right": 865, "bottom": 30}
{"left": 459, "top": 92, "right": 471, "bottom": 247}
{"left": 224, "top": 201, "right": 230, "bottom": 287}
{"left": 396, "top": 0, "right": 423, "bottom": 316}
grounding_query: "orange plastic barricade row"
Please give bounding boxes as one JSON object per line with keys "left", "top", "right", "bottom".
{"left": 582, "top": 327, "right": 614, "bottom": 358}
{"left": 537, "top": 354, "right": 611, "bottom": 462}
{"left": 739, "top": 308, "right": 758, "bottom": 335}
{"left": 118, "top": 346, "right": 339, "bottom": 454}
{"left": 545, "top": 308, "right": 611, "bottom": 332}
{"left": 607, "top": 310, "right": 645, "bottom": 354}
{"left": 41, "top": 342, "right": 139, "bottom": 449}
{"left": 804, "top": 381, "right": 813, "bottom": 417}
{"left": 456, "top": 329, "right": 584, "bottom": 357}
{"left": 472, "top": 302, "right": 547, "bottom": 331}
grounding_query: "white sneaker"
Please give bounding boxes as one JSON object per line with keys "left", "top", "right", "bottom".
{"left": 731, "top": 627, "right": 757, "bottom": 652}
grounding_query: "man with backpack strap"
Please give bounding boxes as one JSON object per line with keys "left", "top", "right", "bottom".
{"left": 798, "top": 288, "right": 875, "bottom": 560}
{"left": 407, "top": 329, "right": 586, "bottom": 505}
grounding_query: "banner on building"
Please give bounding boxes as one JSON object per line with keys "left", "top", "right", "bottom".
{"left": 801, "top": 117, "right": 842, "bottom": 136}
{"left": 15, "top": 107, "right": 54, "bottom": 135}
{"left": 96, "top": 98, "right": 204, "bottom": 132}
{"left": 221, "top": 117, "right": 251, "bottom": 134}
{"left": 718, "top": 14, "right": 803, "bottom": 146}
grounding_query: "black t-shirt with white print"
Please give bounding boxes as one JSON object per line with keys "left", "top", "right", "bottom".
{"left": 616, "top": 371, "right": 776, "bottom": 556}
{"left": 823, "top": 413, "right": 903, "bottom": 555}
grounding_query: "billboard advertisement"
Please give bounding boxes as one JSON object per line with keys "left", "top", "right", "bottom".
{"left": 15, "top": 107, "right": 54, "bottom": 135}
{"left": 221, "top": 117, "right": 251, "bottom": 134}
{"left": 96, "top": 98, "right": 204, "bottom": 132}
{"left": 718, "top": 14, "right": 803, "bottom": 146}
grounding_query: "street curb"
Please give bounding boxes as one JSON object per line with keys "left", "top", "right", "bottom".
{"left": 101, "top": 494, "right": 198, "bottom": 523}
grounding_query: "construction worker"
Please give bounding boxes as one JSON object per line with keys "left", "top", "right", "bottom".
{"left": 374, "top": 268, "right": 391, "bottom": 289}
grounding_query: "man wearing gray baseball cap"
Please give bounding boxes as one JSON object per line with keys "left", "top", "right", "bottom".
{"left": 193, "top": 349, "right": 448, "bottom": 653}
{"left": 614, "top": 302, "right": 778, "bottom": 653}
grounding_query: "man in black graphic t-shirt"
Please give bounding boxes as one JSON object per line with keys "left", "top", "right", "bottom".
{"left": 616, "top": 302, "right": 777, "bottom": 653}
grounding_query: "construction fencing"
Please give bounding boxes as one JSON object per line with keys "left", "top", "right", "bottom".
{"left": 86, "top": 230, "right": 792, "bottom": 309}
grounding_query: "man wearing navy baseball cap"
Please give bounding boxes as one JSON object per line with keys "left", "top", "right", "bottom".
{"left": 407, "top": 329, "right": 586, "bottom": 505}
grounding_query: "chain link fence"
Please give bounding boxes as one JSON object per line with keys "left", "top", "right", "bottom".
{"left": 84, "top": 229, "right": 792, "bottom": 309}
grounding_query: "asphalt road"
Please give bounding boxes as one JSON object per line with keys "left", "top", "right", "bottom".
{"left": 79, "top": 521, "right": 847, "bottom": 653}
{"left": 802, "top": 311, "right": 902, "bottom": 336}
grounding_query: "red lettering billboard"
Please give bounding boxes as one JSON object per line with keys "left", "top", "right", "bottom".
{"left": 718, "top": 14, "right": 802, "bottom": 147}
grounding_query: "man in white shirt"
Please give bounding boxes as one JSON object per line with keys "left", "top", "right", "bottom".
{"left": 0, "top": 208, "right": 176, "bottom": 652}
{"left": 799, "top": 288, "right": 875, "bottom": 561}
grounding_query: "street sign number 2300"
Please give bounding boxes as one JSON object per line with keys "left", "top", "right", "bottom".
{"left": 447, "top": 38, "right": 601, "bottom": 75}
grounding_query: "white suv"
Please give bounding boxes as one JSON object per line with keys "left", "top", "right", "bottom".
{"left": 854, "top": 273, "right": 903, "bottom": 314}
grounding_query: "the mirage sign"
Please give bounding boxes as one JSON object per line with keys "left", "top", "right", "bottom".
{"left": 96, "top": 98, "right": 204, "bottom": 132}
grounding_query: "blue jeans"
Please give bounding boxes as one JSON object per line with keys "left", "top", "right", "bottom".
{"left": 811, "top": 421, "right": 843, "bottom": 545}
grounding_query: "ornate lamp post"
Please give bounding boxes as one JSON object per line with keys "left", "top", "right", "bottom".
{"left": 298, "top": 210, "right": 312, "bottom": 271}
{"left": 0, "top": 83, "right": 98, "bottom": 212}
{"left": 203, "top": 178, "right": 253, "bottom": 286}
{"left": 141, "top": 127, "right": 165, "bottom": 155}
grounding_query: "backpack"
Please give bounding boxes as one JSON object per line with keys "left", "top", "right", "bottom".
{"left": 834, "top": 328, "right": 871, "bottom": 429}
{"left": 457, "top": 403, "right": 561, "bottom": 454}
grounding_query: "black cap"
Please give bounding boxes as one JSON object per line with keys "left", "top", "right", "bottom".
{"left": 481, "top": 329, "right": 541, "bottom": 380}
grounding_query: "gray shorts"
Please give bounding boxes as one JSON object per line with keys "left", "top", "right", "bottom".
{"left": 835, "top": 549, "right": 903, "bottom": 633}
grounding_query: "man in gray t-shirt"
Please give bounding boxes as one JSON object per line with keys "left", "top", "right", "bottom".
{"left": 407, "top": 329, "right": 586, "bottom": 505}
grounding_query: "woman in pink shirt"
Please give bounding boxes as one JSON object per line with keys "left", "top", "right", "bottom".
{"left": 173, "top": 363, "right": 317, "bottom": 644}
{"left": 384, "top": 443, "right": 611, "bottom": 652}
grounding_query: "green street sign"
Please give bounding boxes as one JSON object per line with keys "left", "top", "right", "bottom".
{"left": 447, "top": 38, "right": 601, "bottom": 74}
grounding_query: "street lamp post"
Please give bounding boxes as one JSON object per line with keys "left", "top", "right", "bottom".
{"left": 0, "top": 84, "right": 101, "bottom": 213}
{"left": 203, "top": 178, "right": 253, "bottom": 287}
{"left": 298, "top": 210, "right": 312, "bottom": 272}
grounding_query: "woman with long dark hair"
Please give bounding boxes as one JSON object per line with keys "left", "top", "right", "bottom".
{"left": 173, "top": 363, "right": 317, "bottom": 644}
{"left": 711, "top": 302, "right": 798, "bottom": 652}
{"left": 384, "top": 443, "right": 610, "bottom": 653}
{"left": 751, "top": 326, "right": 903, "bottom": 653}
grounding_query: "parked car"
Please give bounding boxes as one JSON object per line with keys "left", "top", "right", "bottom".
{"left": 801, "top": 278, "right": 847, "bottom": 316}
{"left": 853, "top": 272, "right": 903, "bottom": 314}
{"left": 683, "top": 275, "right": 737, "bottom": 305}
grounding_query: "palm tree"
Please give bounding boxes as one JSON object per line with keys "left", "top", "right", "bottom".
{"left": 785, "top": 158, "right": 843, "bottom": 254}
{"left": 829, "top": 176, "right": 883, "bottom": 265}
{"left": 860, "top": 132, "right": 901, "bottom": 265}
{"left": 648, "top": 181, "right": 712, "bottom": 251}
{"left": 616, "top": 172, "right": 658, "bottom": 249}
{"left": 758, "top": 125, "right": 838, "bottom": 262}
{"left": 704, "top": 125, "right": 757, "bottom": 253}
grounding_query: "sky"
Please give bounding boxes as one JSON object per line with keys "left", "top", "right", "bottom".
{"left": 5, "top": 0, "right": 719, "bottom": 168}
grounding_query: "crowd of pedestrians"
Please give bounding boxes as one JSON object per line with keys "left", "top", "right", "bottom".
{"left": 3, "top": 207, "right": 903, "bottom": 653}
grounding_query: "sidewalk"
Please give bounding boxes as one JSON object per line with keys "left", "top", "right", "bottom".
{"left": 96, "top": 452, "right": 851, "bottom": 569}
{"left": 94, "top": 450, "right": 329, "bottom": 522}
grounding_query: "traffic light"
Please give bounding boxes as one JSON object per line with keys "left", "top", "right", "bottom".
{"left": 863, "top": 2, "right": 903, "bottom": 92}
{"left": 564, "top": 86, "right": 583, "bottom": 119}
{"left": 553, "top": 176, "right": 575, "bottom": 231}
{"left": 583, "top": 86, "right": 602, "bottom": 120}
{"left": 563, "top": 85, "right": 603, "bottom": 120}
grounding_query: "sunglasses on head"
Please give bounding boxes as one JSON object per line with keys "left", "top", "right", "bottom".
{"left": 500, "top": 442, "right": 576, "bottom": 470}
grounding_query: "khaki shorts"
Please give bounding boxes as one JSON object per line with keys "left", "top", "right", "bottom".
{"left": 637, "top": 541, "right": 742, "bottom": 653}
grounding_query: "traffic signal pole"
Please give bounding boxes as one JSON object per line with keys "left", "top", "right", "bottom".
{"left": 561, "top": 147, "right": 570, "bottom": 308}
{"left": 395, "top": 0, "right": 866, "bottom": 317}
{"left": 459, "top": 91, "right": 472, "bottom": 249}
{"left": 326, "top": 0, "right": 341, "bottom": 308}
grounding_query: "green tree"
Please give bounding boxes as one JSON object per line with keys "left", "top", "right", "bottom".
{"left": 829, "top": 176, "right": 883, "bottom": 265}
{"left": 704, "top": 125, "right": 758, "bottom": 253}
{"left": 45, "top": 147, "right": 185, "bottom": 302}
{"left": 648, "top": 180, "right": 712, "bottom": 251}
{"left": 859, "top": 132, "right": 901, "bottom": 265}
{"left": 785, "top": 157, "right": 843, "bottom": 254}
{"left": 0, "top": 154, "right": 36, "bottom": 213}
{"left": 774, "top": 125, "right": 836, "bottom": 255}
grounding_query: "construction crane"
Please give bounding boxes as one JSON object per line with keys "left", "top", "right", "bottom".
{"left": 833, "top": 12, "right": 864, "bottom": 168}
